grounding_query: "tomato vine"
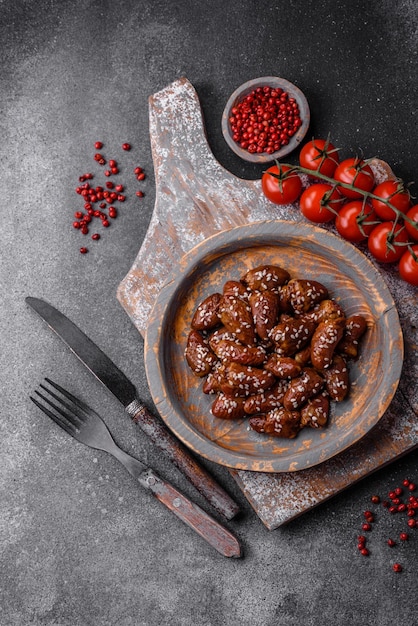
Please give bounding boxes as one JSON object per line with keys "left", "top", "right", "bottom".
{"left": 261, "top": 139, "right": 418, "bottom": 286}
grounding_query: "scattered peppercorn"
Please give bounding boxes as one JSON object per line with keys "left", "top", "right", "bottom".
{"left": 355, "top": 477, "right": 416, "bottom": 573}
{"left": 73, "top": 141, "right": 148, "bottom": 253}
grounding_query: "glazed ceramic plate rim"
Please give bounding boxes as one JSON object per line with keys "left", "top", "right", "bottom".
{"left": 221, "top": 76, "right": 310, "bottom": 163}
{"left": 144, "top": 220, "right": 403, "bottom": 473}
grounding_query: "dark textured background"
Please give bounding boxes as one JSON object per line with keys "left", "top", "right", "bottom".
{"left": 1, "top": 1, "right": 417, "bottom": 624}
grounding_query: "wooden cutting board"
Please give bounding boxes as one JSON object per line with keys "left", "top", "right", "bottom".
{"left": 117, "top": 77, "right": 418, "bottom": 530}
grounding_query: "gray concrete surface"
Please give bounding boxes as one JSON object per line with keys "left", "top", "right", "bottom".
{"left": 1, "top": 1, "right": 417, "bottom": 625}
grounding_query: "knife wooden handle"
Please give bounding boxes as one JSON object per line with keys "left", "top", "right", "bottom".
{"left": 138, "top": 468, "right": 242, "bottom": 558}
{"left": 127, "top": 400, "right": 240, "bottom": 520}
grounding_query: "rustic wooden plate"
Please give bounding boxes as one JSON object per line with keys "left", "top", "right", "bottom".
{"left": 144, "top": 220, "right": 403, "bottom": 472}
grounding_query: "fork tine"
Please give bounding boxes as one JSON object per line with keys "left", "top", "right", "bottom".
{"left": 30, "top": 394, "right": 76, "bottom": 437}
{"left": 36, "top": 386, "right": 83, "bottom": 428}
{"left": 38, "top": 382, "right": 86, "bottom": 425}
{"left": 31, "top": 379, "right": 116, "bottom": 453}
{"left": 44, "top": 378, "right": 94, "bottom": 415}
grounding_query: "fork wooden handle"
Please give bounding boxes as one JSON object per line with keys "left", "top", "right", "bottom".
{"left": 138, "top": 469, "right": 242, "bottom": 558}
{"left": 127, "top": 400, "right": 240, "bottom": 520}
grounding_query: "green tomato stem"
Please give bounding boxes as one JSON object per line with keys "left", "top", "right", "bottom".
{"left": 280, "top": 163, "right": 417, "bottom": 230}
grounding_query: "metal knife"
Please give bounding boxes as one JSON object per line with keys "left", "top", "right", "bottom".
{"left": 25, "top": 297, "right": 240, "bottom": 520}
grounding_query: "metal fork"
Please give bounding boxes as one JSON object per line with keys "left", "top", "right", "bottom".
{"left": 30, "top": 379, "right": 241, "bottom": 558}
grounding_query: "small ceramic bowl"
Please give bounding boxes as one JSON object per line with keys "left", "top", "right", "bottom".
{"left": 221, "top": 76, "right": 310, "bottom": 164}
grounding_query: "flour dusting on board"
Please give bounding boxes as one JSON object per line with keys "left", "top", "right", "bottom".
{"left": 118, "top": 77, "right": 302, "bottom": 333}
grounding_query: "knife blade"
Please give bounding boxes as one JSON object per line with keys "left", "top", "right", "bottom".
{"left": 25, "top": 296, "right": 240, "bottom": 520}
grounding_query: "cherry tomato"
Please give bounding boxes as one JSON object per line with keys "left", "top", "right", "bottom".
{"left": 299, "top": 183, "right": 343, "bottom": 223}
{"left": 399, "top": 245, "right": 418, "bottom": 286}
{"left": 370, "top": 180, "right": 411, "bottom": 221}
{"left": 334, "top": 157, "right": 375, "bottom": 199}
{"left": 367, "top": 222, "right": 409, "bottom": 263}
{"left": 299, "top": 138, "right": 340, "bottom": 177}
{"left": 335, "top": 201, "right": 379, "bottom": 243}
{"left": 404, "top": 205, "right": 418, "bottom": 241}
{"left": 261, "top": 164, "right": 302, "bottom": 205}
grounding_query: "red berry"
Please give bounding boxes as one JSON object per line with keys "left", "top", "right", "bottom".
{"left": 80, "top": 247, "right": 88, "bottom": 254}
{"left": 109, "top": 159, "right": 117, "bottom": 168}
{"left": 137, "top": 172, "right": 146, "bottom": 181}
{"left": 228, "top": 86, "right": 302, "bottom": 155}
{"left": 393, "top": 563, "right": 402, "bottom": 573}
{"left": 407, "top": 519, "right": 416, "bottom": 528}
{"left": 371, "top": 495, "right": 380, "bottom": 504}
{"left": 122, "top": 143, "right": 131, "bottom": 151}
{"left": 362, "top": 523, "right": 372, "bottom": 532}
{"left": 136, "top": 191, "right": 144, "bottom": 197}
{"left": 360, "top": 548, "right": 369, "bottom": 556}
{"left": 91, "top": 233, "right": 100, "bottom": 241}
{"left": 102, "top": 220, "right": 110, "bottom": 228}
{"left": 134, "top": 166, "right": 143, "bottom": 175}
{"left": 95, "top": 141, "right": 103, "bottom": 149}
{"left": 400, "top": 532, "right": 409, "bottom": 541}
{"left": 408, "top": 483, "right": 416, "bottom": 492}
{"left": 387, "top": 538, "right": 396, "bottom": 547}
{"left": 73, "top": 221, "right": 81, "bottom": 229}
